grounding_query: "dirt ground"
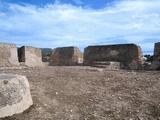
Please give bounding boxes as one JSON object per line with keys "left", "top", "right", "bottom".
{"left": 0, "top": 66, "right": 160, "bottom": 120}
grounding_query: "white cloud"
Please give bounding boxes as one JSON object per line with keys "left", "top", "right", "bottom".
{"left": 0, "top": 0, "right": 160, "bottom": 53}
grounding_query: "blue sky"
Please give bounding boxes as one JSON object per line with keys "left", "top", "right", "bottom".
{"left": 0, "top": 0, "right": 160, "bottom": 54}
{"left": 1, "top": 0, "right": 117, "bottom": 9}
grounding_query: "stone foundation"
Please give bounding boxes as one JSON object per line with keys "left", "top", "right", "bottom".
{"left": 91, "top": 61, "right": 120, "bottom": 70}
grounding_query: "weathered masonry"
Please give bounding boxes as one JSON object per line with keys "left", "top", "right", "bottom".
{"left": 153, "top": 42, "right": 160, "bottom": 61}
{"left": 50, "top": 46, "right": 83, "bottom": 66}
{"left": 0, "top": 74, "right": 33, "bottom": 118}
{"left": 0, "top": 43, "right": 19, "bottom": 67}
{"left": 18, "top": 46, "right": 43, "bottom": 67}
{"left": 151, "top": 42, "right": 160, "bottom": 70}
{"left": 84, "top": 44, "right": 143, "bottom": 69}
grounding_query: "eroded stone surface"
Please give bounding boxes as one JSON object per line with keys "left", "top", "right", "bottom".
{"left": 151, "top": 42, "right": 160, "bottom": 70}
{"left": 0, "top": 74, "right": 33, "bottom": 118}
{"left": 84, "top": 44, "right": 143, "bottom": 69}
{"left": 0, "top": 43, "right": 19, "bottom": 67}
{"left": 91, "top": 61, "right": 120, "bottom": 70}
{"left": 153, "top": 42, "right": 160, "bottom": 61}
{"left": 18, "top": 46, "right": 44, "bottom": 67}
{"left": 50, "top": 46, "right": 83, "bottom": 66}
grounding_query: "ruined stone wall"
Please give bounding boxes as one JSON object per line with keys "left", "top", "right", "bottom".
{"left": 84, "top": 44, "right": 143, "bottom": 69}
{"left": 152, "top": 42, "right": 160, "bottom": 70}
{"left": 0, "top": 43, "right": 19, "bottom": 67}
{"left": 50, "top": 47, "right": 83, "bottom": 66}
{"left": 18, "top": 46, "right": 25, "bottom": 62}
{"left": 18, "top": 46, "right": 43, "bottom": 67}
{"left": 153, "top": 42, "right": 160, "bottom": 61}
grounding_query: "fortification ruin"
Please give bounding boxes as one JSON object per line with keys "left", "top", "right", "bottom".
{"left": 50, "top": 46, "right": 83, "bottom": 66}
{"left": 151, "top": 42, "right": 160, "bottom": 70}
{"left": 0, "top": 43, "right": 19, "bottom": 67}
{"left": 153, "top": 42, "right": 160, "bottom": 61}
{"left": 84, "top": 44, "right": 143, "bottom": 69}
{"left": 18, "top": 46, "right": 44, "bottom": 67}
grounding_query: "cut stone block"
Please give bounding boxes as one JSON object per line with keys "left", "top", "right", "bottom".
{"left": 151, "top": 42, "right": 160, "bottom": 70}
{"left": 84, "top": 44, "right": 143, "bottom": 70}
{"left": 41, "top": 48, "right": 52, "bottom": 62}
{"left": 151, "top": 61, "right": 160, "bottom": 70}
{"left": 153, "top": 42, "right": 160, "bottom": 61}
{"left": 0, "top": 43, "right": 19, "bottom": 67}
{"left": 0, "top": 74, "right": 33, "bottom": 118}
{"left": 18, "top": 46, "right": 44, "bottom": 67}
{"left": 50, "top": 46, "right": 83, "bottom": 66}
{"left": 92, "top": 61, "right": 120, "bottom": 70}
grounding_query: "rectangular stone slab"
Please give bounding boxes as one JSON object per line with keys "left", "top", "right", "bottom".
{"left": 84, "top": 44, "right": 143, "bottom": 69}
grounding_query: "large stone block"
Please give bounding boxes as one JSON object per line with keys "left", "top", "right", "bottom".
{"left": 0, "top": 43, "right": 19, "bottom": 67}
{"left": 84, "top": 44, "right": 143, "bottom": 69}
{"left": 18, "top": 46, "right": 44, "bottom": 67}
{"left": 50, "top": 46, "right": 83, "bottom": 66}
{"left": 153, "top": 42, "right": 160, "bottom": 61}
{"left": 151, "top": 42, "right": 160, "bottom": 70}
{"left": 0, "top": 74, "right": 33, "bottom": 118}
{"left": 91, "top": 61, "right": 120, "bottom": 70}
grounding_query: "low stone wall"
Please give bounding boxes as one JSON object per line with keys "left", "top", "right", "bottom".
{"left": 18, "top": 46, "right": 44, "bottom": 67}
{"left": 0, "top": 43, "right": 19, "bottom": 67}
{"left": 50, "top": 46, "right": 83, "bottom": 66}
{"left": 84, "top": 44, "right": 143, "bottom": 69}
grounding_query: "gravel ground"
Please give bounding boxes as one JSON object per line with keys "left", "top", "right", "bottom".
{"left": 0, "top": 66, "right": 160, "bottom": 120}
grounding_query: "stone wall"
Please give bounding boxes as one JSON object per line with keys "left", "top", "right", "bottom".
{"left": 18, "top": 46, "right": 43, "bottom": 67}
{"left": 153, "top": 42, "right": 160, "bottom": 61}
{"left": 0, "top": 43, "right": 19, "bottom": 67}
{"left": 50, "top": 47, "right": 83, "bottom": 66}
{"left": 84, "top": 44, "right": 143, "bottom": 69}
{"left": 151, "top": 42, "right": 160, "bottom": 70}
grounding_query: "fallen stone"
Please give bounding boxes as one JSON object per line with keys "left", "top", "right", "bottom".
{"left": 0, "top": 74, "right": 33, "bottom": 118}
{"left": 91, "top": 61, "right": 120, "bottom": 70}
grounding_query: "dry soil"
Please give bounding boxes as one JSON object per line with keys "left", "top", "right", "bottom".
{"left": 0, "top": 66, "right": 160, "bottom": 120}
